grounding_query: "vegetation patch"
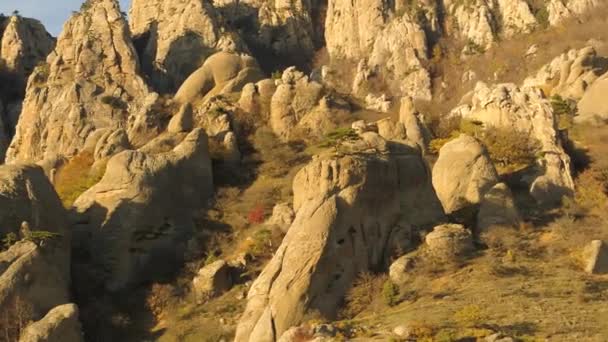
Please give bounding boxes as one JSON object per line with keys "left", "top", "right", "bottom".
{"left": 55, "top": 152, "right": 106, "bottom": 208}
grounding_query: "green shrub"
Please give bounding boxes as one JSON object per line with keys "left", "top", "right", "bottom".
{"left": 482, "top": 126, "right": 541, "bottom": 170}
{"left": 551, "top": 95, "right": 577, "bottom": 130}
{"left": 2, "top": 232, "right": 17, "bottom": 250}
{"left": 382, "top": 280, "right": 399, "bottom": 307}
{"left": 318, "top": 128, "right": 359, "bottom": 150}
{"left": 453, "top": 305, "right": 485, "bottom": 328}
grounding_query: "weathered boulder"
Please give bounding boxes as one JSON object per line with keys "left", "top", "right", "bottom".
{"left": 18, "top": 303, "right": 83, "bottom": 342}
{"left": 477, "top": 183, "right": 521, "bottom": 233}
{"left": 425, "top": 224, "right": 474, "bottom": 259}
{"left": 548, "top": 0, "right": 601, "bottom": 25}
{"left": 72, "top": 129, "right": 213, "bottom": 290}
{"left": 524, "top": 47, "right": 608, "bottom": 100}
{"left": 432, "top": 134, "right": 499, "bottom": 214}
{"left": 266, "top": 203, "right": 295, "bottom": 234}
{"left": 400, "top": 97, "right": 430, "bottom": 152}
{"left": 174, "top": 51, "right": 264, "bottom": 105}
{"left": 577, "top": 72, "right": 608, "bottom": 125}
{"left": 192, "top": 260, "right": 233, "bottom": 301}
{"left": 452, "top": 82, "right": 574, "bottom": 203}
{"left": 235, "top": 139, "right": 444, "bottom": 341}
{"left": 129, "top": 0, "right": 246, "bottom": 92}
{"left": 583, "top": 240, "right": 608, "bottom": 274}
{"left": 167, "top": 103, "right": 194, "bottom": 133}
{"left": 93, "top": 129, "right": 131, "bottom": 162}
{"left": 6, "top": 0, "right": 153, "bottom": 163}
{"left": 389, "top": 254, "right": 416, "bottom": 285}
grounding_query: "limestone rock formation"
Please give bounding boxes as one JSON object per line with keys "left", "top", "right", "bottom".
{"left": 18, "top": 303, "right": 84, "bottom": 342}
{"left": 235, "top": 137, "right": 444, "bottom": 341}
{"left": 452, "top": 82, "right": 574, "bottom": 203}
{"left": 266, "top": 203, "right": 295, "bottom": 233}
{"left": 548, "top": 0, "right": 601, "bottom": 25}
{"left": 583, "top": 240, "right": 608, "bottom": 274}
{"left": 174, "top": 51, "right": 264, "bottom": 105}
{"left": 0, "top": 164, "right": 71, "bottom": 334}
{"left": 389, "top": 254, "right": 416, "bottom": 285}
{"left": 192, "top": 260, "right": 233, "bottom": 301}
{"left": 212, "top": 0, "right": 318, "bottom": 71}
{"left": 524, "top": 46, "right": 608, "bottom": 100}
{"left": 432, "top": 134, "right": 499, "bottom": 214}
{"left": 6, "top": 0, "right": 153, "bottom": 164}
{"left": 577, "top": 71, "right": 608, "bottom": 124}
{"left": 477, "top": 183, "right": 521, "bottom": 233}
{"left": 425, "top": 224, "right": 474, "bottom": 259}
{"left": 129, "top": 0, "right": 247, "bottom": 92}
{"left": 72, "top": 129, "right": 213, "bottom": 290}
{"left": 0, "top": 15, "right": 54, "bottom": 90}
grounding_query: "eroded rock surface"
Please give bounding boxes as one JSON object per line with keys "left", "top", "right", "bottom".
{"left": 72, "top": 129, "right": 213, "bottom": 290}
{"left": 18, "top": 303, "right": 84, "bottom": 342}
{"left": 235, "top": 136, "right": 444, "bottom": 341}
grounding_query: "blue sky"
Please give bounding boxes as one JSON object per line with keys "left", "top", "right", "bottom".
{"left": 0, "top": 0, "right": 131, "bottom": 36}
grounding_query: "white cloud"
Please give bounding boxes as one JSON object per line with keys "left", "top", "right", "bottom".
{"left": 0, "top": 0, "right": 131, "bottom": 36}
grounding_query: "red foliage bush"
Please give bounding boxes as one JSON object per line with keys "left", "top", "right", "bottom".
{"left": 248, "top": 205, "right": 265, "bottom": 225}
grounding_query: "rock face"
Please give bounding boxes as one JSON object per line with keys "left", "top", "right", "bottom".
{"left": 548, "top": 0, "right": 601, "bottom": 25}
{"left": 266, "top": 203, "right": 295, "bottom": 233}
{"left": 477, "top": 183, "right": 521, "bottom": 232}
{"left": 432, "top": 134, "right": 499, "bottom": 214}
{"left": 524, "top": 47, "right": 608, "bottom": 100}
{"left": 72, "top": 129, "right": 213, "bottom": 290}
{"left": 192, "top": 260, "right": 233, "bottom": 300}
{"left": 0, "top": 16, "right": 54, "bottom": 90}
{"left": 18, "top": 303, "right": 84, "bottom": 342}
{"left": 235, "top": 137, "right": 444, "bottom": 341}
{"left": 425, "top": 224, "right": 474, "bottom": 259}
{"left": 583, "top": 240, "right": 608, "bottom": 274}
{"left": 577, "top": 71, "right": 608, "bottom": 125}
{"left": 0, "top": 164, "right": 71, "bottom": 336}
{"left": 213, "top": 0, "right": 318, "bottom": 71}
{"left": 6, "top": 0, "right": 153, "bottom": 164}
{"left": 452, "top": 82, "right": 574, "bottom": 203}
{"left": 389, "top": 254, "right": 415, "bottom": 285}
{"left": 129, "top": 0, "right": 246, "bottom": 93}
{"left": 174, "top": 51, "right": 264, "bottom": 105}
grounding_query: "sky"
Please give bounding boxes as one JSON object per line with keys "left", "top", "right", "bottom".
{"left": 0, "top": 0, "right": 132, "bottom": 36}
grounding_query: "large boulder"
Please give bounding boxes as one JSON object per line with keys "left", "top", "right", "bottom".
{"left": 432, "top": 134, "right": 499, "bottom": 214}
{"left": 235, "top": 138, "right": 444, "bottom": 341}
{"left": 425, "top": 224, "right": 474, "bottom": 260}
{"left": 72, "top": 129, "right": 213, "bottom": 290}
{"left": 583, "top": 240, "right": 608, "bottom": 275}
{"left": 6, "top": 0, "right": 153, "bottom": 163}
{"left": 174, "top": 51, "right": 264, "bottom": 105}
{"left": 129, "top": 0, "right": 247, "bottom": 92}
{"left": 577, "top": 72, "right": 608, "bottom": 125}
{"left": 192, "top": 260, "right": 233, "bottom": 301}
{"left": 18, "top": 303, "right": 83, "bottom": 342}
{"left": 452, "top": 82, "right": 574, "bottom": 204}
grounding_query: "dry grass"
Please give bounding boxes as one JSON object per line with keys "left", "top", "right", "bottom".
{"left": 54, "top": 152, "right": 106, "bottom": 208}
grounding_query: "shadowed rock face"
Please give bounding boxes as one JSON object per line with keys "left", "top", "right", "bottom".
{"left": 0, "top": 164, "right": 71, "bottom": 324}
{"left": 18, "top": 303, "right": 83, "bottom": 342}
{"left": 72, "top": 129, "right": 213, "bottom": 290}
{"left": 6, "top": 0, "right": 153, "bottom": 164}
{"left": 235, "top": 139, "right": 444, "bottom": 341}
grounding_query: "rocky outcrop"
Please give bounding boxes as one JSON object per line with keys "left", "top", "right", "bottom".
{"left": 212, "top": 0, "right": 318, "bottom": 71}
{"left": 72, "top": 129, "right": 213, "bottom": 290}
{"left": 129, "top": 0, "right": 246, "bottom": 93}
{"left": 6, "top": 0, "right": 153, "bottom": 164}
{"left": 235, "top": 136, "right": 444, "bottom": 341}
{"left": 174, "top": 51, "right": 264, "bottom": 104}
{"left": 389, "top": 254, "right": 415, "bottom": 285}
{"left": 577, "top": 71, "right": 608, "bottom": 125}
{"left": 270, "top": 67, "right": 332, "bottom": 141}
{"left": 18, "top": 303, "right": 83, "bottom": 342}
{"left": 0, "top": 15, "right": 54, "bottom": 91}
{"left": 452, "top": 82, "right": 574, "bottom": 203}
{"left": 266, "top": 203, "right": 295, "bottom": 233}
{"left": 432, "top": 134, "right": 499, "bottom": 214}
{"left": 0, "top": 164, "right": 71, "bottom": 337}
{"left": 548, "top": 0, "right": 601, "bottom": 25}
{"left": 524, "top": 47, "right": 608, "bottom": 100}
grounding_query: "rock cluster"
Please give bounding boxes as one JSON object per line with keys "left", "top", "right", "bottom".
{"left": 235, "top": 134, "right": 444, "bottom": 341}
